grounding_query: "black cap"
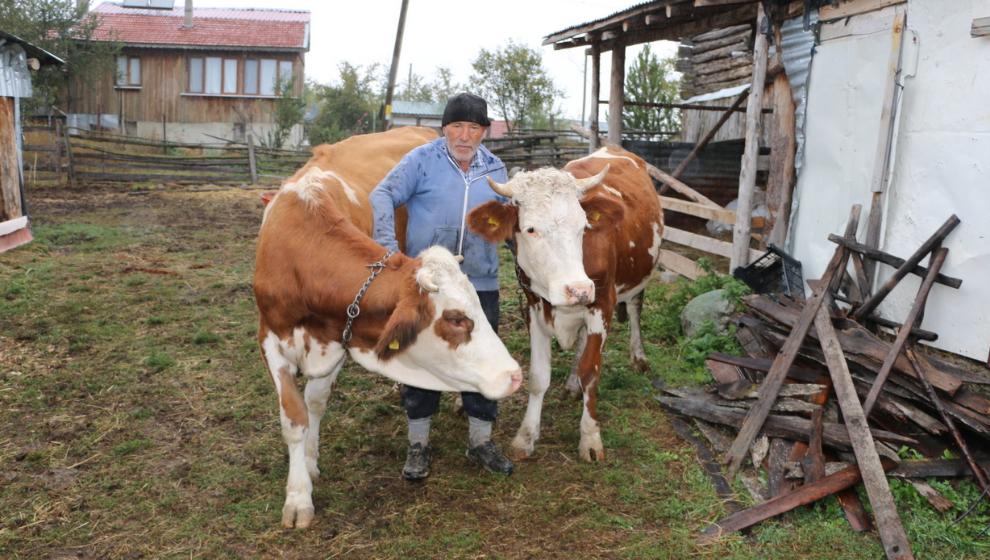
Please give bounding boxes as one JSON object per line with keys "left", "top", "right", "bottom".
{"left": 442, "top": 93, "right": 491, "bottom": 127}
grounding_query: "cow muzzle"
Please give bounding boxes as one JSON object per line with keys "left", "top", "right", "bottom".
{"left": 564, "top": 281, "right": 595, "bottom": 306}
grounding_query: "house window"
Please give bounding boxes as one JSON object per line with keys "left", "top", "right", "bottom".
{"left": 244, "top": 59, "right": 259, "bottom": 95}
{"left": 116, "top": 55, "right": 141, "bottom": 86}
{"left": 259, "top": 59, "right": 277, "bottom": 96}
{"left": 223, "top": 58, "right": 238, "bottom": 94}
{"left": 204, "top": 57, "right": 222, "bottom": 94}
{"left": 188, "top": 57, "right": 204, "bottom": 93}
{"left": 278, "top": 61, "right": 293, "bottom": 91}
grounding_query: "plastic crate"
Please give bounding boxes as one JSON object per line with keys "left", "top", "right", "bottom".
{"left": 732, "top": 244, "right": 804, "bottom": 298}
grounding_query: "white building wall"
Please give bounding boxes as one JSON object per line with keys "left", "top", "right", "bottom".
{"left": 788, "top": 0, "right": 990, "bottom": 360}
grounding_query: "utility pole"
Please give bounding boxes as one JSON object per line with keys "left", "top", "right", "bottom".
{"left": 382, "top": 0, "right": 410, "bottom": 131}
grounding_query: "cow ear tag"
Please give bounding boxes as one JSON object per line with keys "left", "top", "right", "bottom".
{"left": 487, "top": 216, "right": 500, "bottom": 228}
{"left": 388, "top": 339, "right": 400, "bottom": 350}
{"left": 589, "top": 210, "right": 601, "bottom": 223}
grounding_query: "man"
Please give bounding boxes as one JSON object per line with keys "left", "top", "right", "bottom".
{"left": 370, "top": 93, "right": 514, "bottom": 480}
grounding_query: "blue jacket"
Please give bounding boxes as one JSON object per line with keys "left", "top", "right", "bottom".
{"left": 370, "top": 137, "right": 508, "bottom": 292}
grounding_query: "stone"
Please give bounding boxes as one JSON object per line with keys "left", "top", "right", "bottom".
{"left": 680, "top": 288, "right": 734, "bottom": 337}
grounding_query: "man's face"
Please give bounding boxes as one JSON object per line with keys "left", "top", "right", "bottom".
{"left": 443, "top": 121, "right": 486, "bottom": 167}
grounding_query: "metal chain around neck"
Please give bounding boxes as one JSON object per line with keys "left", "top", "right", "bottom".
{"left": 341, "top": 249, "right": 394, "bottom": 347}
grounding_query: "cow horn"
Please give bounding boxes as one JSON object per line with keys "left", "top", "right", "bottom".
{"left": 487, "top": 176, "right": 513, "bottom": 198}
{"left": 573, "top": 164, "right": 610, "bottom": 194}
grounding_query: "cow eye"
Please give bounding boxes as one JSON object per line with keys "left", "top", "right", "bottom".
{"left": 525, "top": 227, "right": 536, "bottom": 235}
{"left": 442, "top": 310, "right": 473, "bottom": 330}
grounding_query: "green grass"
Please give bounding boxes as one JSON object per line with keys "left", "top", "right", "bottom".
{"left": 0, "top": 186, "right": 986, "bottom": 559}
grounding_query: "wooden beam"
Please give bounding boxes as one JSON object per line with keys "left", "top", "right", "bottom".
{"left": 820, "top": 0, "right": 907, "bottom": 21}
{"left": 862, "top": 248, "right": 948, "bottom": 416}
{"left": 700, "top": 460, "right": 895, "bottom": 541}
{"left": 767, "top": 71, "right": 796, "bottom": 247}
{"left": 694, "top": 0, "right": 755, "bottom": 6}
{"left": 815, "top": 301, "right": 915, "bottom": 560}
{"left": 660, "top": 196, "right": 765, "bottom": 227}
{"left": 589, "top": 42, "right": 601, "bottom": 152}
{"left": 853, "top": 214, "right": 960, "bottom": 322}
{"left": 827, "top": 234, "right": 963, "bottom": 289}
{"left": 658, "top": 248, "right": 705, "bottom": 279}
{"left": 863, "top": 11, "right": 906, "bottom": 285}
{"left": 663, "top": 225, "right": 763, "bottom": 262}
{"left": 972, "top": 16, "right": 990, "bottom": 38}
{"left": 607, "top": 41, "right": 625, "bottom": 146}
{"left": 730, "top": 2, "right": 769, "bottom": 271}
{"left": 723, "top": 239, "right": 846, "bottom": 479}
{"left": 645, "top": 164, "right": 720, "bottom": 207}
{"left": 666, "top": 88, "right": 750, "bottom": 188}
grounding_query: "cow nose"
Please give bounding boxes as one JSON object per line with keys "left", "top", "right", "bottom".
{"left": 564, "top": 282, "right": 595, "bottom": 305}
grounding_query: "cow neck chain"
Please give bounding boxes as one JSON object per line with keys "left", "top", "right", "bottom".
{"left": 341, "top": 249, "right": 394, "bottom": 347}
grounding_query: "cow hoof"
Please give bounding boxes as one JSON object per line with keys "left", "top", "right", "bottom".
{"left": 510, "top": 432, "right": 535, "bottom": 460}
{"left": 282, "top": 497, "right": 315, "bottom": 529}
{"left": 579, "top": 445, "right": 606, "bottom": 462}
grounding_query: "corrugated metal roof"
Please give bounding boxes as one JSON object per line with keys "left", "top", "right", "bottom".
{"left": 392, "top": 100, "right": 444, "bottom": 117}
{"left": 543, "top": 1, "right": 657, "bottom": 42}
{"left": 778, "top": 11, "right": 817, "bottom": 182}
{"left": 87, "top": 2, "right": 310, "bottom": 50}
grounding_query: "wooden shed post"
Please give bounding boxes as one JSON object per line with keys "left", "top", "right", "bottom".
{"left": 589, "top": 41, "right": 601, "bottom": 152}
{"left": 607, "top": 40, "right": 625, "bottom": 146}
{"left": 767, "top": 71, "right": 796, "bottom": 247}
{"left": 730, "top": 3, "right": 770, "bottom": 271}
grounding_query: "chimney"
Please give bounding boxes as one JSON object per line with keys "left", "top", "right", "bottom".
{"left": 184, "top": 0, "right": 193, "bottom": 29}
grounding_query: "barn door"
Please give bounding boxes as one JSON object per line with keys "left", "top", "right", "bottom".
{"left": 0, "top": 96, "right": 31, "bottom": 253}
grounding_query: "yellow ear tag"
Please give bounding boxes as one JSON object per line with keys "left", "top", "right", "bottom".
{"left": 487, "top": 216, "right": 501, "bottom": 228}
{"left": 590, "top": 211, "right": 601, "bottom": 223}
{"left": 388, "top": 339, "right": 400, "bottom": 350}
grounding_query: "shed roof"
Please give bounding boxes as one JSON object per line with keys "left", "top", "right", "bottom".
{"left": 542, "top": 0, "right": 758, "bottom": 52}
{"left": 392, "top": 100, "right": 444, "bottom": 117}
{"left": 86, "top": 1, "right": 309, "bottom": 51}
{"left": 0, "top": 30, "right": 65, "bottom": 66}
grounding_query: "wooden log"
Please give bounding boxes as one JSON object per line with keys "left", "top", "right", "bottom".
{"left": 646, "top": 164, "right": 721, "bottom": 207}
{"left": 864, "top": 12, "right": 907, "bottom": 285}
{"left": 766, "top": 69, "right": 797, "bottom": 247}
{"left": 730, "top": 1, "right": 768, "bottom": 271}
{"left": 247, "top": 132, "right": 258, "bottom": 185}
{"left": 657, "top": 396, "right": 917, "bottom": 450}
{"left": 814, "top": 302, "right": 915, "bottom": 560}
{"left": 691, "top": 39, "right": 750, "bottom": 64}
{"left": 891, "top": 459, "right": 990, "bottom": 479}
{"left": 804, "top": 407, "right": 826, "bottom": 484}
{"left": 723, "top": 236, "right": 847, "bottom": 478}
{"left": 827, "top": 234, "right": 963, "bottom": 289}
{"left": 690, "top": 22, "right": 753, "bottom": 43}
{"left": 908, "top": 348, "right": 990, "bottom": 493}
{"left": 700, "top": 459, "right": 896, "bottom": 542}
{"left": 743, "top": 295, "right": 963, "bottom": 395}
{"left": 863, "top": 247, "right": 948, "bottom": 416}
{"left": 688, "top": 29, "right": 753, "bottom": 56}
{"left": 767, "top": 437, "right": 793, "bottom": 497}
{"left": 908, "top": 480, "right": 954, "bottom": 512}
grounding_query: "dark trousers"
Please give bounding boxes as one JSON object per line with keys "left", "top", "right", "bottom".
{"left": 403, "top": 290, "right": 500, "bottom": 422}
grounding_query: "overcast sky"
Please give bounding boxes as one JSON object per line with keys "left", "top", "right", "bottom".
{"left": 183, "top": 0, "right": 678, "bottom": 121}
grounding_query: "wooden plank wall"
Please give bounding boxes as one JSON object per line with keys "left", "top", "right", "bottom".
{"left": 67, "top": 48, "right": 304, "bottom": 127}
{"left": 0, "top": 97, "right": 23, "bottom": 222}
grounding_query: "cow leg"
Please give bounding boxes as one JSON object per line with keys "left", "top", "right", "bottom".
{"left": 260, "top": 337, "right": 316, "bottom": 529}
{"left": 576, "top": 308, "right": 610, "bottom": 462}
{"left": 300, "top": 342, "right": 346, "bottom": 482}
{"left": 564, "top": 329, "right": 588, "bottom": 399}
{"left": 511, "top": 309, "right": 553, "bottom": 460}
{"left": 626, "top": 291, "right": 651, "bottom": 373}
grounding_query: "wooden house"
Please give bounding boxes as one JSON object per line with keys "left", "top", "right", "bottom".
{"left": 0, "top": 31, "right": 64, "bottom": 253}
{"left": 69, "top": 1, "right": 309, "bottom": 145}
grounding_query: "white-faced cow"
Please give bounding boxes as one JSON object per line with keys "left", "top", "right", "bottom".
{"left": 468, "top": 146, "right": 663, "bottom": 462}
{"left": 254, "top": 128, "right": 523, "bottom": 529}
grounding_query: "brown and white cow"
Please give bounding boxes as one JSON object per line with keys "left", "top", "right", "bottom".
{"left": 255, "top": 129, "right": 522, "bottom": 529}
{"left": 468, "top": 146, "right": 663, "bottom": 462}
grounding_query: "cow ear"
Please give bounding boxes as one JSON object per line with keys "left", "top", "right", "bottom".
{"left": 375, "top": 294, "right": 432, "bottom": 360}
{"left": 260, "top": 191, "right": 277, "bottom": 206}
{"left": 467, "top": 201, "right": 518, "bottom": 242}
{"left": 580, "top": 194, "right": 625, "bottom": 229}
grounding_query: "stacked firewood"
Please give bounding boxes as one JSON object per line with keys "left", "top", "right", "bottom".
{"left": 658, "top": 205, "right": 990, "bottom": 559}
{"left": 677, "top": 23, "right": 755, "bottom": 99}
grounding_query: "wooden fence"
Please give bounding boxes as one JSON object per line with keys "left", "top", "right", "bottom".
{"left": 22, "top": 120, "right": 310, "bottom": 187}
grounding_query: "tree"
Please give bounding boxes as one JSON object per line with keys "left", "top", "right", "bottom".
{"left": 264, "top": 76, "right": 305, "bottom": 149}
{"left": 622, "top": 44, "right": 680, "bottom": 136}
{"left": 470, "top": 41, "right": 561, "bottom": 134}
{"left": 398, "top": 66, "right": 463, "bottom": 104}
{"left": 0, "top": 0, "right": 119, "bottom": 114}
{"left": 307, "top": 62, "right": 383, "bottom": 145}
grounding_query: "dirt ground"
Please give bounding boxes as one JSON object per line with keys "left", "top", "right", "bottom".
{"left": 1, "top": 184, "right": 982, "bottom": 559}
